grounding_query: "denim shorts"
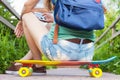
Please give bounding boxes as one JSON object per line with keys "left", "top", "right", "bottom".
{"left": 41, "top": 35, "right": 94, "bottom": 61}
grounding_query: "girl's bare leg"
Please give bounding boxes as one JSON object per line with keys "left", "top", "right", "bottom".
{"left": 20, "top": 50, "right": 33, "bottom": 60}
{"left": 22, "top": 12, "right": 48, "bottom": 61}
{"left": 23, "top": 22, "right": 42, "bottom": 60}
{"left": 15, "top": 22, "right": 51, "bottom": 65}
{"left": 15, "top": 19, "right": 51, "bottom": 66}
{"left": 15, "top": 50, "right": 33, "bottom": 66}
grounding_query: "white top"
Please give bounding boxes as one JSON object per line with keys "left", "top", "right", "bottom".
{"left": 35, "top": 0, "right": 45, "bottom": 8}
{"left": 12, "top": 0, "right": 45, "bottom": 14}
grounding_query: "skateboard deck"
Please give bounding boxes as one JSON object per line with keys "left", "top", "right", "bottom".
{"left": 15, "top": 56, "right": 116, "bottom": 66}
{"left": 15, "top": 56, "right": 116, "bottom": 77}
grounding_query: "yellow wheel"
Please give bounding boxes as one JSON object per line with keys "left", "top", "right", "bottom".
{"left": 18, "top": 67, "right": 31, "bottom": 77}
{"left": 91, "top": 68, "right": 102, "bottom": 78}
{"left": 88, "top": 68, "right": 94, "bottom": 77}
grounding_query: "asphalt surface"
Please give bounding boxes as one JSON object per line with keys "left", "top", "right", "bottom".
{"left": 0, "top": 68, "right": 120, "bottom": 80}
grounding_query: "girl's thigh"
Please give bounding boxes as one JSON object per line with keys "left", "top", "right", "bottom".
{"left": 22, "top": 12, "right": 49, "bottom": 49}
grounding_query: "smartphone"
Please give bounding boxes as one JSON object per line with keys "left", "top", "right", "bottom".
{"left": 33, "top": 12, "right": 46, "bottom": 21}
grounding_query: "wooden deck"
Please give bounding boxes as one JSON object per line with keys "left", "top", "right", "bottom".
{"left": 0, "top": 68, "right": 120, "bottom": 80}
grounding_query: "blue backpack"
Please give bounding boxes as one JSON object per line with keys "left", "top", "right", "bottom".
{"left": 52, "top": 0, "right": 104, "bottom": 31}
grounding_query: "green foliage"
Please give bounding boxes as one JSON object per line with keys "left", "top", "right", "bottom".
{"left": 0, "top": 4, "right": 28, "bottom": 73}
{"left": 0, "top": 3, "right": 18, "bottom": 26}
{"left": 0, "top": 23, "right": 29, "bottom": 73}
{"left": 94, "top": 6, "right": 120, "bottom": 74}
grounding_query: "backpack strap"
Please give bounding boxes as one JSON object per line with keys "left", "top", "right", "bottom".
{"left": 51, "top": 0, "right": 56, "bottom": 5}
{"left": 52, "top": 0, "right": 58, "bottom": 44}
{"left": 53, "top": 24, "right": 59, "bottom": 44}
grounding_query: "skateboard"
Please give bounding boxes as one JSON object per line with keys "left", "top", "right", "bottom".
{"left": 15, "top": 56, "right": 116, "bottom": 78}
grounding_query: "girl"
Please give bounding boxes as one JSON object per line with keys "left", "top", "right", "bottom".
{"left": 6, "top": 0, "right": 53, "bottom": 74}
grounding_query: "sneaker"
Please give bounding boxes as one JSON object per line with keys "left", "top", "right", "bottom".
{"left": 5, "top": 62, "right": 46, "bottom": 74}
{"left": 5, "top": 62, "right": 22, "bottom": 74}
{"left": 32, "top": 65, "right": 46, "bottom": 73}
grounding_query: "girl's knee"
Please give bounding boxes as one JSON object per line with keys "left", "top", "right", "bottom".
{"left": 22, "top": 12, "right": 33, "bottom": 21}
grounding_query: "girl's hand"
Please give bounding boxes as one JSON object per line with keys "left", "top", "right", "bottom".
{"left": 14, "top": 21, "right": 24, "bottom": 38}
{"left": 42, "top": 12, "right": 54, "bottom": 23}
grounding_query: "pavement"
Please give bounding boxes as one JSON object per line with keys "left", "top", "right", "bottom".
{"left": 0, "top": 68, "right": 120, "bottom": 80}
